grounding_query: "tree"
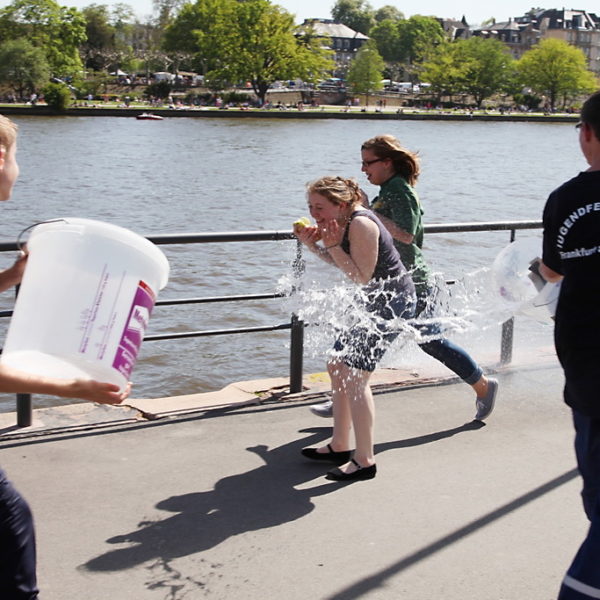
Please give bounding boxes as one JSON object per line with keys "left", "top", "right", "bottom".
{"left": 347, "top": 39, "right": 384, "bottom": 106}
{"left": 42, "top": 81, "right": 72, "bottom": 110}
{"left": 374, "top": 5, "right": 403, "bottom": 23}
{"left": 369, "top": 19, "right": 401, "bottom": 63}
{"left": 0, "top": 0, "right": 86, "bottom": 76}
{"left": 398, "top": 15, "right": 446, "bottom": 67}
{"left": 163, "top": 0, "right": 236, "bottom": 75}
{"left": 165, "top": 0, "right": 333, "bottom": 105}
{"left": 419, "top": 41, "right": 463, "bottom": 100}
{"left": 517, "top": 38, "right": 597, "bottom": 111}
{"left": 81, "top": 4, "right": 116, "bottom": 71}
{"left": 0, "top": 38, "right": 50, "bottom": 98}
{"left": 455, "top": 37, "right": 514, "bottom": 107}
{"left": 369, "top": 18, "right": 403, "bottom": 81}
{"left": 331, "top": 0, "right": 375, "bottom": 35}
{"left": 153, "top": 0, "right": 184, "bottom": 26}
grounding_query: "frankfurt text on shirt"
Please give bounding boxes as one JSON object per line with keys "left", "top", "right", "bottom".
{"left": 559, "top": 246, "right": 598, "bottom": 259}
{"left": 556, "top": 202, "right": 600, "bottom": 249}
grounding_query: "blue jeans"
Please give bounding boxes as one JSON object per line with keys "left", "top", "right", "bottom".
{"left": 557, "top": 411, "right": 600, "bottom": 599}
{"left": 0, "top": 469, "right": 38, "bottom": 599}
{"left": 414, "top": 283, "right": 483, "bottom": 385}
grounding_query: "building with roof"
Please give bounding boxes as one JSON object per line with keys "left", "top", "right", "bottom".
{"left": 437, "top": 16, "right": 471, "bottom": 41}
{"left": 473, "top": 8, "right": 600, "bottom": 73}
{"left": 295, "top": 19, "right": 369, "bottom": 78}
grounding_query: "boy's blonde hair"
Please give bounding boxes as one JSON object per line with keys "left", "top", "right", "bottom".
{"left": 0, "top": 114, "right": 18, "bottom": 151}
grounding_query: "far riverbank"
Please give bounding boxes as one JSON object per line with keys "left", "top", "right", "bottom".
{"left": 0, "top": 104, "right": 580, "bottom": 123}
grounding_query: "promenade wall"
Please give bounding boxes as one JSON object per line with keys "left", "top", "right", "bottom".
{"left": 0, "top": 104, "right": 580, "bottom": 123}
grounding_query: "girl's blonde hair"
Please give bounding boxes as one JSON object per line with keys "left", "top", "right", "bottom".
{"left": 361, "top": 134, "right": 420, "bottom": 185}
{"left": 0, "top": 115, "right": 18, "bottom": 151}
{"left": 307, "top": 176, "right": 362, "bottom": 207}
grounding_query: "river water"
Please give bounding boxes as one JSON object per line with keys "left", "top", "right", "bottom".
{"left": 0, "top": 115, "right": 586, "bottom": 411}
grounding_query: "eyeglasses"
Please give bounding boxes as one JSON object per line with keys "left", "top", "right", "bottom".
{"left": 575, "top": 121, "right": 583, "bottom": 129}
{"left": 361, "top": 158, "right": 384, "bottom": 168}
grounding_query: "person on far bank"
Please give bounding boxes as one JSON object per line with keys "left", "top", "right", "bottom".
{"left": 309, "top": 134, "right": 498, "bottom": 421}
{"left": 539, "top": 91, "right": 600, "bottom": 600}
{"left": 295, "top": 176, "right": 415, "bottom": 481}
{"left": 0, "top": 114, "right": 131, "bottom": 600}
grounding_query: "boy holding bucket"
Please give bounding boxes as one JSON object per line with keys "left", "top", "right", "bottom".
{"left": 0, "top": 113, "right": 130, "bottom": 599}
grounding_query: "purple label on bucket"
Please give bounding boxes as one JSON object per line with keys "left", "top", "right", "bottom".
{"left": 112, "top": 280, "right": 156, "bottom": 379}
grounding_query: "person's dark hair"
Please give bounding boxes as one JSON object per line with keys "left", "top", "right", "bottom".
{"left": 580, "top": 91, "right": 600, "bottom": 141}
{"left": 361, "top": 134, "right": 420, "bottom": 185}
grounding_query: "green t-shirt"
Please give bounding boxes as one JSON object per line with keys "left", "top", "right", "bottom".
{"left": 370, "top": 175, "right": 431, "bottom": 289}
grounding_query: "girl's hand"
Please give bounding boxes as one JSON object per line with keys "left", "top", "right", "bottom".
{"left": 294, "top": 224, "right": 321, "bottom": 247}
{"left": 319, "top": 218, "right": 344, "bottom": 248}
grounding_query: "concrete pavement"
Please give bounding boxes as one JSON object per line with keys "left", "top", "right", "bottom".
{"left": 0, "top": 361, "right": 586, "bottom": 599}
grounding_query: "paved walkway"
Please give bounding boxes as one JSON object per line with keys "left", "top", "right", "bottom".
{"left": 0, "top": 361, "right": 585, "bottom": 600}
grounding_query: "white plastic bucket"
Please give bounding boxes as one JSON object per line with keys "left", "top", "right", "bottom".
{"left": 491, "top": 237, "right": 560, "bottom": 323}
{"left": 1, "top": 218, "right": 169, "bottom": 392}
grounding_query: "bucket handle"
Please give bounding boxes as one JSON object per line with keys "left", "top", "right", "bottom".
{"left": 16, "top": 219, "right": 68, "bottom": 252}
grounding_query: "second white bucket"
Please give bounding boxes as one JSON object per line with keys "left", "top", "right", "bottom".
{"left": 1, "top": 218, "right": 170, "bottom": 392}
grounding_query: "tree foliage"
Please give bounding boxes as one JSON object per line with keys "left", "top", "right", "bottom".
{"left": 370, "top": 14, "right": 445, "bottom": 81}
{"left": 369, "top": 19, "right": 401, "bottom": 63}
{"left": 374, "top": 5, "right": 403, "bottom": 23}
{"left": 81, "top": 4, "right": 116, "bottom": 71}
{"left": 517, "top": 38, "right": 597, "bottom": 110}
{"left": 0, "top": 0, "right": 86, "bottom": 76}
{"left": 331, "top": 0, "right": 375, "bottom": 35}
{"left": 42, "top": 81, "right": 72, "bottom": 110}
{"left": 165, "top": 0, "right": 333, "bottom": 104}
{"left": 455, "top": 37, "right": 514, "bottom": 107}
{"left": 398, "top": 15, "right": 446, "bottom": 66}
{"left": 419, "top": 41, "right": 464, "bottom": 99}
{"left": 420, "top": 37, "right": 515, "bottom": 106}
{"left": 347, "top": 39, "right": 384, "bottom": 104}
{"left": 0, "top": 38, "right": 50, "bottom": 97}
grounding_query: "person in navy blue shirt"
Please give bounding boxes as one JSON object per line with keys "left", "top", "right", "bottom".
{"left": 540, "top": 91, "right": 600, "bottom": 600}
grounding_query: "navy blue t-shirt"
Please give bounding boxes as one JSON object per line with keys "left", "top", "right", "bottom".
{"left": 542, "top": 170, "right": 600, "bottom": 416}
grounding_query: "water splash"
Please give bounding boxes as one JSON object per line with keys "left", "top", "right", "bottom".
{"left": 278, "top": 259, "right": 551, "bottom": 369}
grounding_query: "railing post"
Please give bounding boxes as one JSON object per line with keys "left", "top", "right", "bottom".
{"left": 500, "top": 229, "right": 517, "bottom": 365}
{"left": 17, "top": 394, "right": 32, "bottom": 427}
{"left": 289, "top": 238, "right": 305, "bottom": 393}
{"left": 11, "top": 283, "right": 33, "bottom": 427}
{"left": 500, "top": 320, "right": 514, "bottom": 365}
{"left": 289, "top": 314, "right": 304, "bottom": 393}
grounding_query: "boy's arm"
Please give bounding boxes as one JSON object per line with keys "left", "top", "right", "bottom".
{"left": 539, "top": 261, "right": 564, "bottom": 283}
{"left": 0, "top": 364, "right": 130, "bottom": 404}
{"left": 0, "top": 252, "right": 27, "bottom": 293}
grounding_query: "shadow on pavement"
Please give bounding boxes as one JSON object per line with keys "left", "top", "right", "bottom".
{"left": 325, "top": 468, "right": 579, "bottom": 600}
{"left": 83, "top": 420, "right": 486, "bottom": 575}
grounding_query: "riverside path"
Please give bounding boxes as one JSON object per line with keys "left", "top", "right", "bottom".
{"left": 0, "top": 361, "right": 584, "bottom": 600}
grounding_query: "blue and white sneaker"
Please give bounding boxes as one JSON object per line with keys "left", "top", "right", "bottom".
{"left": 475, "top": 378, "right": 498, "bottom": 421}
{"left": 309, "top": 399, "right": 333, "bottom": 418}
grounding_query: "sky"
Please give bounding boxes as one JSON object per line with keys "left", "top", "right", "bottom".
{"left": 2, "top": 0, "right": 600, "bottom": 26}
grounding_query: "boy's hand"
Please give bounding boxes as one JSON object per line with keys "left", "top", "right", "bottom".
{"left": 69, "top": 380, "right": 132, "bottom": 404}
{"left": 0, "top": 251, "right": 28, "bottom": 292}
{"left": 10, "top": 251, "right": 28, "bottom": 281}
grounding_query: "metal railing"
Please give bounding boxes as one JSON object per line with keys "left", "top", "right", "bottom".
{"left": 0, "top": 219, "right": 543, "bottom": 427}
